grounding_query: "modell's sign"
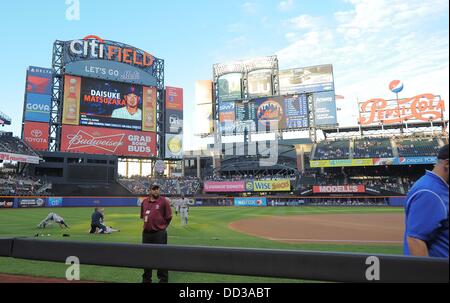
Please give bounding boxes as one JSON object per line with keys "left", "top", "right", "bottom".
{"left": 67, "top": 35, "right": 155, "bottom": 68}
{"left": 313, "top": 185, "right": 365, "bottom": 193}
{"left": 60, "top": 125, "right": 156, "bottom": 157}
{"left": 359, "top": 94, "right": 445, "bottom": 125}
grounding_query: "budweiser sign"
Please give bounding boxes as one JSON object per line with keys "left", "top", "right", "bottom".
{"left": 67, "top": 131, "right": 125, "bottom": 153}
{"left": 61, "top": 125, "right": 156, "bottom": 157}
{"left": 313, "top": 185, "right": 365, "bottom": 193}
{"left": 359, "top": 93, "right": 445, "bottom": 126}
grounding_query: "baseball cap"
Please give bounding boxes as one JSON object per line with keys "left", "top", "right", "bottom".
{"left": 126, "top": 86, "right": 137, "bottom": 95}
{"left": 150, "top": 183, "right": 160, "bottom": 190}
{"left": 437, "top": 144, "right": 449, "bottom": 160}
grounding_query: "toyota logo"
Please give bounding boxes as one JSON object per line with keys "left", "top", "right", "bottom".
{"left": 31, "top": 129, "right": 43, "bottom": 138}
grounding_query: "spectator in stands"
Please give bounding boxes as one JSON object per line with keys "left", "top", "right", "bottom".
{"left": 404, "top": 144, "right": 449, "bottom": 258}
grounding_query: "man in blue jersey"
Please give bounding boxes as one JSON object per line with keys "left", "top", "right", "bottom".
{"left": 404, "top": 144, "right": 449, "bottom": 258}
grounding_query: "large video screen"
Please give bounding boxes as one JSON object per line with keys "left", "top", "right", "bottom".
{"left": 218, "top": 95, "right": 309, "bottom": 133}
{"left": 279, "top": 64, "right": 334, "bottom": 95}
{"left": 218, "top": 73, "right": 242, "bottom": 102}
{"left": 62, "top": 75, "right": 156, "bottom": 131}
{"left": 247, "top": 69, "right": 273, "bottom": 98}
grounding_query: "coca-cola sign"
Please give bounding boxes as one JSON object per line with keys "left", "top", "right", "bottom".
{"left": 61, "top": 125, "right": 156, "bottom": 157}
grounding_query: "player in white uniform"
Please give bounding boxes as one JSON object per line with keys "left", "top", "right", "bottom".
{"left": 37, "top": 212, "right": 69, "bottom": 229}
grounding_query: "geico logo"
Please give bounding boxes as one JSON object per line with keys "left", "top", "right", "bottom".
{"left": 69, "top": 36, "right": 154, "bottom": 67}
{"left": 31, "top": 129, "right": 43, "bottom": 137}
{"left": 26, "top": 103, "right": 50, "bottom": 111}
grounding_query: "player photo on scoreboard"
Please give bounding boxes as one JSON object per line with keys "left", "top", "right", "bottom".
{"left": 76, "top": 77, "right": 146, "bottom": 131}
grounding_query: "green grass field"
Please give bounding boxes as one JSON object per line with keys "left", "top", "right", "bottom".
{"left": 0, "top": 206, "right": 403, "bottom": 283}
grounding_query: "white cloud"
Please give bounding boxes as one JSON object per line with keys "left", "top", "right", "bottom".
{"left": 289, "top": 14, "right": 318, "bottom": 29}
{"left": 242, "top": 2, "right": 257, "bottom": 14}
{"left": 277, "top": 0, "right": 449, "bottom": 127}
{"left": 278, "top": 0, "right": 294, "bottom": 11}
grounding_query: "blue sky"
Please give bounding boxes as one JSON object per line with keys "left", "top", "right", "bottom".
{"left": 0, "top": 0, "right": 448, "bottom": 150}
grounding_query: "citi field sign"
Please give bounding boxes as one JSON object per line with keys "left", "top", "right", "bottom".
{"left": 68, "top": 35, "right": 155, "bottom": 68}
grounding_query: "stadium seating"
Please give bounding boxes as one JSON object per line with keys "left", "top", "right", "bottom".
{"left": 396, "top": 137, "right": 441, "bottom": 157}
{"left": 0, "top": 133, "right": 39, "bottom": 157}
{"left": 353, "top": 137, "right": 393, "bottom": 158}
{"left": 0, "top": 173, "right": 51, "bottom": 196}
{"left": 313, "top": 140, "right": 350, "bottom": 160}
{"left": 119, "top": 176, "right": 202, "bottom": 196}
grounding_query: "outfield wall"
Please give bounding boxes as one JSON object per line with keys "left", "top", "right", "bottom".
{"left": 0, "top": 196, "right": 406, "bottom": 208}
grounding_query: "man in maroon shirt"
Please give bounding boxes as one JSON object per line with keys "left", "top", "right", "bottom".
{"left": 140, "top": 183, "right": 172, "bottom": 283}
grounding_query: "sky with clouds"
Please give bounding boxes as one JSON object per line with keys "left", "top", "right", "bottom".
{"left": 0, "top": 0, "right": 448, "bottom": 151}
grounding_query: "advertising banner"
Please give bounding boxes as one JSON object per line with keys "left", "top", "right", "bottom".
{"left": 204, "top": 181, "right": 245, "bottom": 193}
{"left": 24, "top": 93, "right": 52, "bottom": 123}
{"left": 165, "top": 109, "right": 183, "bottom": 134}
{"left": 195, "top": 80, "right": 213, "bottom": 105}
{"left": 142, "top": 86, "right": 157, "bottom": 132}
{"left": 310, "top": 159, "right": 374, "bottom": 168}
{"left": 62, "top": 75, "right": 81, "bottom": 125}
{"left": 165, "top": 87, "right": 183, "bottom": 111}
{"left": 218, "top": 73, "right": 242, "bottom": 102}
{"left": 246, "top": 180, "right": 291, "bottom": 192}
{"left": 47, "top": 197, "right": 63, "bottom": 207}
{"left": 248, "top": 69, "right": 272, "bottom": 98}
{"left": 395, "top": 156, "right": 437, "bottom": 165}
{"left": 64, "top": 60, "right": 157, "bottom": 87}
{"left": 26, "top": 66, "right": 52, "bottom": 95}
{"left": 219, "top": 102, "right": 236, "bottom": 122}
{"left": 234, "top": 197, "right": 267, "bottom": 207}
{"left": 62, "top": 197, "right": 139, "bottom": 207}
{"left": 195, "top": 103, "right": 214, "bottom": 135}
{"left": 23, "top": 122, "right": 49, "bottom": 151}
{"left": 0, "top": 152, "right": 40, "bottom": 164}
{"left": 165, "top": 134, "right": 183, "bottom": 159}
{"left": 60, "top": 125, "right": 157, "bottom": 157}
{"left": 18, "top": 198, "right": 46, "bottom": 208}
{"left": 279, "top": 65, "right": 334, "bottom": 95}
{"left": 359, "top": 94, "right": 445, "bottom": 126}
{"left": 313, "top": 185, "right": 366, "bottom": 193}
{"left": 313, "top": 91, "right": 337, "bottom": 126}
{"left": 0, "top": 197, "right": 14, "bottom": 208}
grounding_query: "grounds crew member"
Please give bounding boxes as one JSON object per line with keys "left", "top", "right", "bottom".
{"left": 140, "top": 183, "right": 172, "bottom": 283}
{"left": 37, "top": 212, "right": 69, "bottom": 229}
{"left": 404, "top": 144, "right": 449, "bottom": 258}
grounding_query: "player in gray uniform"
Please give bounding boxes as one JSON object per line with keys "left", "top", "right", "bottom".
{"left": 37, "top": 212, "right": 69, "bottom": 229}
{"left": 179, "top": 196, "right": 190, "bottom": 226}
